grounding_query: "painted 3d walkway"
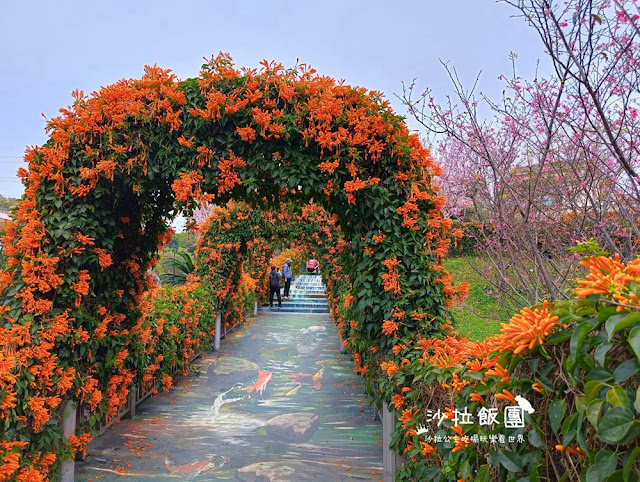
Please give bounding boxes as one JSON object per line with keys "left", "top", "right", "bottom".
{"left": 75, "top": 310, "right": 383, "bottom": 481}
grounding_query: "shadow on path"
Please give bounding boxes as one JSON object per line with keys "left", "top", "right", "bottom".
{"left": 75, "top": 312, "right": 383, "bottom": 481}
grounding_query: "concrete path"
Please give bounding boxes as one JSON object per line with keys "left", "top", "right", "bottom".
{"left": 75, "top": 311, "right": 383, "bottom": 481}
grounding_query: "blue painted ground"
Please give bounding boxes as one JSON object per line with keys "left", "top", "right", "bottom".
{"left": 74, "top": 311, "right": 383, "bottom": 481}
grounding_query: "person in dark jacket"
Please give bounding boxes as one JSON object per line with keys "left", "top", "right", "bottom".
{"left": 269, "top": 265, "right": 282, "bottom": 308}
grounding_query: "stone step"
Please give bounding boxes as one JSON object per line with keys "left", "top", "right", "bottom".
{"left": 282, "top": 298, "right": 328, "bottom": 303}
{"left": 260, "top": 300, "right": 325, "bottom": 306}
{"left": 264, "top": 303, "right": 327, "bottom": 308}
{"left": 287, "top": 274, "right": 327, "bottom": 303}
{"left": 264, "top": 302, "right": 328, "bottom": 309}
{"left": 259, "top": 306, "right": 329, "bottom": 314}
{"left": 285, "top": 287, "right": 325, "bottom": 292}
{"left": 284, "top": 294, "right": 326, "bottom": 298}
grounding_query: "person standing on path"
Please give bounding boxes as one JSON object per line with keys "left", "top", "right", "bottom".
{"left": 282, "top": 258, "right": 292, "bottom": 299}
{"left": 269, "top": 265, "right": 282, "bottom": 308}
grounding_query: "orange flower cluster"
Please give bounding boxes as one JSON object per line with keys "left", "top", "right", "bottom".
{"left": 178, "top": 135, "right": 194, "bottom": 148}
{"left": 457, "top": 281, "right": 470, "bottom": 301}
{"left": 381, "top": 257, "right": 402, "bottom": 295}
{"left": 237, "top": 126, "right": 256, "bottom": 143}
{"left": 398, "top": 408, "right": 418, "bottom": 427}
{"left": 391, "top": 393, "right": 405, "bottom": 410}
{"left": 441, "top": 373, "right": 469, "bottom": 393}
{"left": 318, "top": 159, "right": 340, "bottom": 174}
{"left": 93, "top": 248, "right": 113, "bottom": 271}
{"left": 555, "top": 444, "right": 587, "bottom": 457}
{"left": 495, "top": 389, "right": 517, "bottom": 404}
{"left": 0, "top": 439, "right": 55, "bottom": 481}
{"left": 381, "top": 360, "right": 400, "bottom": 376}
{"left": 485, "top": 362, "right": 511, "bottom": 383}
{"left": 343, "top": 177, "right": 379, "bottom": 204}
{"left": 67, "top": 433, "right": 92, "bottom": 459}
{"left": 29, "top": 66, "right": 185, "bottom": 199}
{"left": 372, "top": 232, "right": 386, "bottom": 244}
{"left": 417, "top": 336, "right": 481, "bottom": 369}
{"left": 172, "top": 171, "right": 208, "bottom": 203}
{"left": 27, "top": 396, "right": 60, "bottom": 433}
{"left": 17, "top": 254, "right": 64, "bottom": 314}
{"left": 105, "top": 370, "right": 135, "bottom": 421}
{"left": 531, "top": 382, "right": 544, "bottom": 394}
{"left": 217, "top": 150, "right": 246, "bottom": 194}
{"left": 382, "top": 320, "right": 399, "bottom": 336}
{"left": 575, "top": 254, "right": 640, "bottom": 310}
{"left": 420, "top": 442, "right": 436, "bottom": 456}
{"left": 343, "top": 293, "right": 354, "bottom": 309}
{"left": 489, "top": 300, "right": 559, "bottom": 355}
{"left": 70, "top": 270, "right": 91, "bottom": 307}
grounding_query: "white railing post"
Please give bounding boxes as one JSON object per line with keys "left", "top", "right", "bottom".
{"left": 383, "top": 403, "right": 396, "bottom": 482}
{"left": 60, "top": 400, "right": 77, "bottom": 482}
{"left": 214, "top": 312, "right": 221, "bottom": 352}
{"left": 127, "top": 384, "right": 137, "bottom": 418}
{"left": 340, "top": 340, "right": 348, "bottom": 354}
{"left": 253, "top": 300, "right": 258, "bottom": 316}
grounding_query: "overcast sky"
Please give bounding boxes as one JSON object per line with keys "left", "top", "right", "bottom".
{"left": 0, "top": 0, "right": 549, "bottom": 199}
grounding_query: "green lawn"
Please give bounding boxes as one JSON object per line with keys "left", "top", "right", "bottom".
{"left": 443, "top": 256, "right": 511, "bottom": 341}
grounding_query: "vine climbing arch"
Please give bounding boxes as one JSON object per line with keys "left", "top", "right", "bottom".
{"left": 0, "top": 54, "right": 464, "bottom": 478}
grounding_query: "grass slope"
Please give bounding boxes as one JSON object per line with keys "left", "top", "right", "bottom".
{"left": 443, "top": 256, "right": 510, "bottom": 341}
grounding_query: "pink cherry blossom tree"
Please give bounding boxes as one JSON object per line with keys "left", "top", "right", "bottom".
{"left": 402, "top": 0, "right": 640, "bottom": 311}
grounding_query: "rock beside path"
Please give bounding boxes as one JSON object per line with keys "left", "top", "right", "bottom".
{"left": 263, "top": 412, "right": 319, "bottom": 443}
{"left": 207, "top": 357, "right": 259, "bottom": 391}
{"left": 236, "top": 460, "right": 340, "bottom": 481}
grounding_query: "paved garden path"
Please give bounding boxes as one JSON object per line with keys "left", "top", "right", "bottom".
{"left": 75, "top": 311, "right": 383, "bottom": 481}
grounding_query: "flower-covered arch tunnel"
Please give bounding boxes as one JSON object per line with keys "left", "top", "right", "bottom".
{"left": 0, "top": 55, "right": 465, "bottom": 478}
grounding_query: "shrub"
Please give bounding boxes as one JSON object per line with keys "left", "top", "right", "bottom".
{"left": 365, "top": 254, "right": 640, "bottom": 481}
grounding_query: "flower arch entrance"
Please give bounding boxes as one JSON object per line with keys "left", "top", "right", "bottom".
{"left": 0, "top": 55, "right": 462, "bottom": 477}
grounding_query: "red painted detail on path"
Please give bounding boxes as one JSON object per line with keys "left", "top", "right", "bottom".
{"left": 284, "top": 373, "right": 313, "bottom": 380}
{"left": 164, "top": 457, "right": 214, "bottom": 474}
{"left": 242, "top": 370, "right": 272, "bottom": 395}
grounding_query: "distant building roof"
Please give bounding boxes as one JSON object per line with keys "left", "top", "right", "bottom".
{"left": 0, "top": 212, "right": 11, "bottom": 233}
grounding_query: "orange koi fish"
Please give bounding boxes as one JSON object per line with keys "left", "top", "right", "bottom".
{"left": 242, "top": 370, "right": 272, "bottom": 396}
